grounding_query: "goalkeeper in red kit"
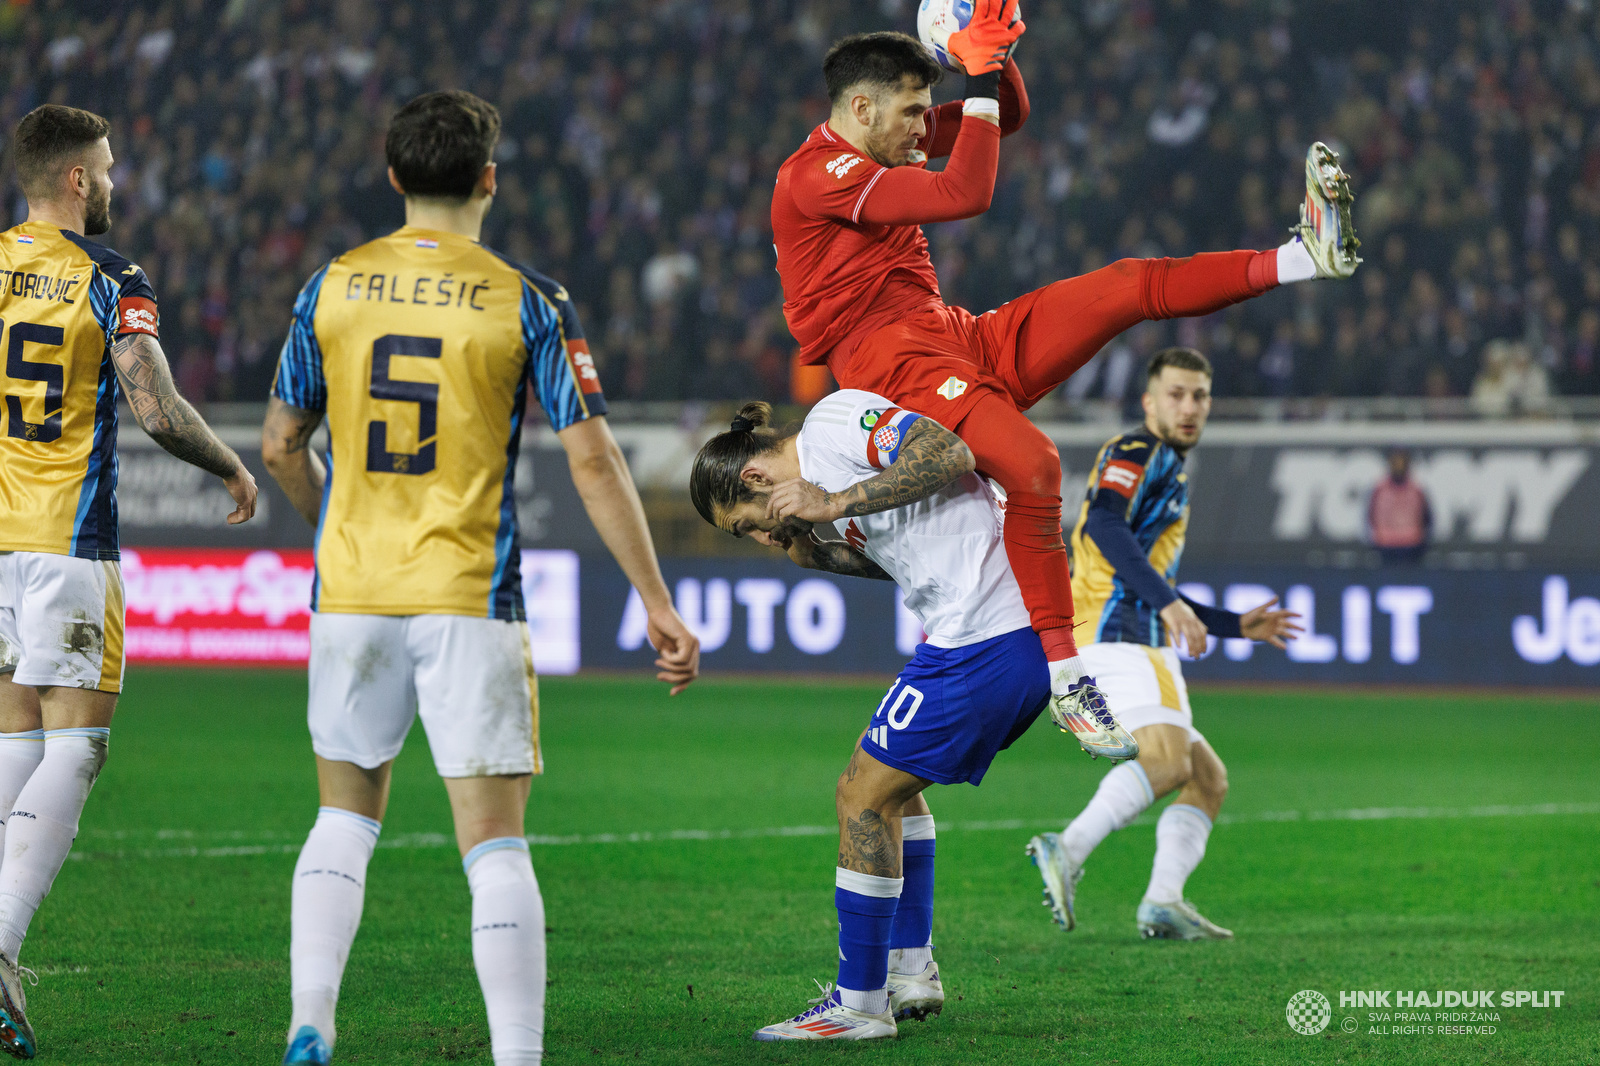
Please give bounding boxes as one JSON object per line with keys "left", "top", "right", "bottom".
{"left": 770, "top": 0, "right": 1359, "bottom": 722}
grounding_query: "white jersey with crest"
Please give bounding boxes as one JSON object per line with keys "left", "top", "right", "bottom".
{"left": 796, "top": 389, "right": 1030, "bottom": 649}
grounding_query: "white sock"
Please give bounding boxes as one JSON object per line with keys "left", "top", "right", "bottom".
{"left": 1277, "top": 237, "right": 1317, "bottom": 283}
{"left": 466, "top": 838, "right": 545, "bottom": 1066}
{"left": 888, "top": 946, "right": 933, "bottom": 974}
{"left": 0, "top": 732, "right": 44, "bottom": 857}
{"left": 1061, "top": 761, "right": 1154, "bottom": 867}
{"left": 1146, "top": 804, "right": 1213, "bottom": 903}
{"left": 0, "top": 728, "right": 108, "bottom": 960}
{"left": 1048, "top": 656, "right": 1088, "bottom": 695}
{"left": 888, "top": 814, "right": 935, "bottom": 976}
{"left": 288, "top": 806, "right": 381, "bottom": 1048}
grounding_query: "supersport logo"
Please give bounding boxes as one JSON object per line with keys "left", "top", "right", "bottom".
{"left": 824, "top": 153, "right": 864, "bottom": 179}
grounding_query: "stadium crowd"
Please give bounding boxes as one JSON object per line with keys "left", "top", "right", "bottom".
{"left": 3, "top": 0, "right": 1599, "bottom": 410}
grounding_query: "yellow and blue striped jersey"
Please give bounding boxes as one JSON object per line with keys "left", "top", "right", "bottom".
{"left": 0, "top": 223, "right": 160, "bottom": 560}
{"left": 1069, "top": 427, "right": 1190, "bottom": 646}
{"left": 271, "top": 226, "right": 606, "bottom": 620}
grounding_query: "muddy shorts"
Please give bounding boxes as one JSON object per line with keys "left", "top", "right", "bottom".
{"left": 0, "top": 551, "right": 124, "bottom": 693}
{"left": 307, "top": 612, "right": 541, "bottom": 777}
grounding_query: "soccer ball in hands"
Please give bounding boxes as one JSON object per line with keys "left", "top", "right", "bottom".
{"left": 917, "top": 0, "right": 1023, "bottom": 74}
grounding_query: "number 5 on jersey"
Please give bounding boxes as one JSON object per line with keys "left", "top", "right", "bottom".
{"left": 366, "top": 334, "right": 441, "bottom": 475}
{"left": 2, "top": 318, "right": 67, "bottom": 444}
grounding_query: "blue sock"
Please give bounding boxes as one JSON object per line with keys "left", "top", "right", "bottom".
{"left": 890, "top": 838, "right": 935, "bottom": 952}
{"left": 834, "top": 868, "right": 902, "bottom": 1014}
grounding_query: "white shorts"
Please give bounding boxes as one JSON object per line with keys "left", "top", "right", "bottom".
{"left": 308, "top": 612, "right": 541, "bottom": 777}
{"left": 1079, "top": 641, "right": 1205, "bottom": 746}
{"left": 0, "top": 551, "right": 125, "bottom": 693}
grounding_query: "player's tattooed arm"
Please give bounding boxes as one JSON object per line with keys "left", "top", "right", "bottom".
{"left": 785, "top": 533, "right": 893, "bottom": 581}
{"left": 111, "top": 333, "right": 258, "bottom": 524}
{"left": 766, "top": 419, "right": 976, "bottom": 524}
{"left": 261, "top": 397, "right": 327, "bottom": 527}
{"left": 806, "top": 542, "right": 894, "bottom": 581}
{"left": 831, "top": 419, "right": 976, "bottom": 517}
{"left": 840, "top": 808, "right": 900, "bottom": 877}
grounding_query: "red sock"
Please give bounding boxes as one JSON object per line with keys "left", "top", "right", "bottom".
{"left": 1245, "top": 248, "right": 1279, "bottom": 289}
{"left": 1039, "top": 624, "right": 1079, "bottom": 662}
{"left": 1138, "top": 249, "right": 1277, "bottom": 320}
{"left": 1001, "top": 491, "right": 1077, "bottom": 655}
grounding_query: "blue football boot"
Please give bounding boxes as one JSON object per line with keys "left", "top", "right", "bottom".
{"left": 282, "top": 1025, "right": 331, "bottom": 1065}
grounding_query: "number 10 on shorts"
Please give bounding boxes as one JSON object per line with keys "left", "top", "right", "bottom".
{"left": 868, "top": 681, "right": 924, "bottom": 750}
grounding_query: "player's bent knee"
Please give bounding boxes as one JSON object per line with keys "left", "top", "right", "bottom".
{"left": 1008, "top": 433, "right": 1061, "bottom": 496}
{"left": 1145, "top": 750, "right": 1194, "bottom": 795}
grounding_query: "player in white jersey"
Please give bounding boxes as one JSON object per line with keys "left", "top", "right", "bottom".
{"left": 688, "top": 392, "right": 1135, "bottom": 1042}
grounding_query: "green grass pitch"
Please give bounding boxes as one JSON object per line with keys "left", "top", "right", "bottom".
{"left": 25, "top": 669, "right": 1599, "bottom": 1064}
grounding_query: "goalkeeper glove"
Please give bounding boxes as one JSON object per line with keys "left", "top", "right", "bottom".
{"left": 945, "top": 0, "right": 1026, "bottom": 77}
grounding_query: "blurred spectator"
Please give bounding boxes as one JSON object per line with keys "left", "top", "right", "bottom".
{"left": 4, "top": 1, "right": 1600, "bottom": 408}
{"left": 1471, "top": 338, "right": 1552, "bottom": 416}
{"left": 1367, "top": 448, "right": 1432, "bottom": 565}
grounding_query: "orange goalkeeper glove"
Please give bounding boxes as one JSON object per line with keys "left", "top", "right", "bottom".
{"left": 945, "top": 0, "right": 1026, "bottom": 77}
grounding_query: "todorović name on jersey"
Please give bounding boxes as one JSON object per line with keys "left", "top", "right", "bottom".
{"left": 0, "top": 269, "right": 83, "bottom": 303}
{"left": 343, "top": 271, "right": 493, "bottom": 310}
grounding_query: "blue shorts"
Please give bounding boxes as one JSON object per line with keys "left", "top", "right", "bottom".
{"left": 860, "top": 627, "right": 1051, "bottom": 786}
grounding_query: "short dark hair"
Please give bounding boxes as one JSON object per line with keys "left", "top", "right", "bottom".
{"left": 13, "top": 104, "right": 110, "bottom": 201}
{"left": 1146, "top": 347, "right": 1213, "bottom": 385}
{"left": 385, "top": 90, "right": 500, "bottom": 201}
{"left": 689, "top": 402, "right": 796, "bottom": 527}
{"left": 823, "top": 31, "right": 944, "bottom": 106}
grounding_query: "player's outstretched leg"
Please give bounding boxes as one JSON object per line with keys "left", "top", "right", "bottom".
{"left": 286, "top": 805, "right": 382, "bottom": 1065}
{"left": 1029, "top": 760, "right": 1155, "bottom": 930}
{"left": 1138, "top": 740, "right": 1231, "bottom": 940}
{"left": 994, "top": 141, "right": 1361, "bottom": 408}
{"left": 886, "top": 809, "right": 943, "bottom": 1022}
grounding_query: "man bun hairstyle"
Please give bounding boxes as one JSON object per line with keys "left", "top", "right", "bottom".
{"left": 823, "top": 31, "right": 944, "bottom": 106}
{"left": 385, "top": 89, "right": 501, "bottom": 201}
{"left": 689, "top": 401, "right": 794, "bottom": 527}
{"left": 13, "top": 104, "right": 111, "bottom": 201}
{"left": 1146, "top": 346, "right": 1213, "bottom": 385}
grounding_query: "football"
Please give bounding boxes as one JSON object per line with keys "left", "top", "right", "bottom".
{"left": 917, "top": 0, "right": 1023, "bottom": 73}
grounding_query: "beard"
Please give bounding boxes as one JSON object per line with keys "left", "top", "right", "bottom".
{"left": 83, "top": 177, "right": 112, "bottom": 235}
{"left": 862, "top": 117, "right": 910, "bottom": 168}
{"left": 1154, "top": 413, "right": 1201, "bottom": 450}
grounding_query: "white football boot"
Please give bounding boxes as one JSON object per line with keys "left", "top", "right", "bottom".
{"left": 752, "top": 982, "right": 897, "bottom": 1041}
{"left": 886, "top": 960, "right": 944, "bottom": 1022}
{"left": 1294, "top": 141, "right": 1361, "bottom": 278}
{"left": 1025, "top": 830, "right": 1085, "bottom": 930}
{"left": 0, "top": 952, "right": 36, "bottom": 1059}
{"left": 1136, "top": 898, "right": 1234, "bottom": 940}
{"left": 1050, "top": 679, "right": 1139, "bottom": 761}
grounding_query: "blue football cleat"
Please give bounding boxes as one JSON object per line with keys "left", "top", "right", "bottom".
{"left": 282, "top": 1025, "right": 331, "bottom": 1065}
{"left": 0, "top": 952, "right": 37, "bottom": 1060}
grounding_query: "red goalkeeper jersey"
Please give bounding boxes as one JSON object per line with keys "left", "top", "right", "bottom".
{"left": 773, "top": 60, "right": 1029, "bottom": 369}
